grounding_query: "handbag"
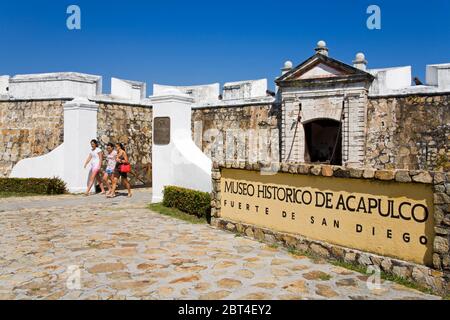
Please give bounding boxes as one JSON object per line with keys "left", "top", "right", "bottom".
{"left": 119, "top": 162, "right": 131, "bottom": 173}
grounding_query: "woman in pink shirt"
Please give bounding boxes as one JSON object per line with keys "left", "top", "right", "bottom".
{"left": 103, "top": 142, "right": 117, "bottom": 197}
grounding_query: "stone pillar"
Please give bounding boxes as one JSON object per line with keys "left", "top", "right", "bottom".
{"left": 149, "top": 91, "right": 212, "bottom": 203}
{"left": 63, "top": 98, "right": 99, "bottom": 193}
{"left": 344, "top": 96, "right": 367, "bottom": 167}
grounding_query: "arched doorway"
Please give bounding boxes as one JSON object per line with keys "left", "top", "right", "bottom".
{"left": 304, "top": 119, "right": 342, "bottom": 165}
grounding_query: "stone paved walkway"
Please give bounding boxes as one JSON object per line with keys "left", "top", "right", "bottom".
{"left": 0, "top": 189, "right": 440, "bottom": 300}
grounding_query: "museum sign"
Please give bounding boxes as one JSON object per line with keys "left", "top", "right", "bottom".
{"left": 220, "top": 169, "right": 435, "bottom": 265}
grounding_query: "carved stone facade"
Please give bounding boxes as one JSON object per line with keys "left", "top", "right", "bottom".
{"left": 277, "top": 53, "right": 374, "bottom": 167}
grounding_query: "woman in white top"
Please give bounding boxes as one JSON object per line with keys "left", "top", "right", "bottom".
{"left": 83, "top": 139, "right": 105, "bottom": 196}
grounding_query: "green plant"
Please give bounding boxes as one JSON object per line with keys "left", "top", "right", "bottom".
{"left": 148, "top": 203, "right": 207, "bottom": 224}
{"left": 162, "top": 186, "right": 211, "bottom": 218}
{"left": 0, "top": 177, "right": 67, "bottom": 195}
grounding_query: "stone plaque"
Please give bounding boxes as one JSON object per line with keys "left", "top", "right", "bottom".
{"left": 154, "top": 117, "right": 170, "bottom": 145}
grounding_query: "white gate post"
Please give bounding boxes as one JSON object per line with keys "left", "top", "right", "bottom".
{"left": 149, "top": 91, "right": 212, "bottom": 203}
{"left": 63, "top": 98, "right": 99, "bottom": 193}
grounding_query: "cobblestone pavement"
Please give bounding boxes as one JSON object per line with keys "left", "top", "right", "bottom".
{"left": 0, "top": 189, "right": 440, "bottom": 300}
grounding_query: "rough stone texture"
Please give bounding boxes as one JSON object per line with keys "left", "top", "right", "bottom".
{"left": 0, "top": 190, "right": 439, "bottom": 300}
{"left": 0, "top": 99, "right": 66, "bottom": 177}
{"left": 191, "top": 104, "right": 280, "bottom": 164}
{"left": 366, "top": 94, "right": 450, "bottom": 171}
{"left": 97, "top": 102, "right": 152, "bottom": 186}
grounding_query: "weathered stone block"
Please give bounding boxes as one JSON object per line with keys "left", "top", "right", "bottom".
{"left": 321, "top": 165, "right": 333, "bottom": 177}
{"left": 434, "top": 236, "right": 449, "bottom": 254}
{"left": 333, "top": 168, "right": 350, "bottom": 178}
{"left": 236, "top": 223, "right": 245, "bottom": 234}
{"left": 392, "top": 266, "right": 412, "bottom": 279}
{"left": 363, "top": 169, "right": 375, "bottom": 179}
{"left": 434, "top": 193, "right": 450, "bottom": 205}
{"left": 254, "top": 228, "right": 265, "bottom": 241}
{"left": 349, "top": 168, "right": 363, "bottom": 179}
{"left": 310, "top": 243, "right": 330, "bottom": 258}
{"left": 310, "top": 165, "right": 322, "bottom": 176}
{"left": 225, "top": 223, "right": 236, "bottom": 231}
{"left": 375, "top": 170, "right": 395, "bottom": 181}
{"left": 395, "top": 170, "right": 412, "bottom": 183}
{"left": 331, "top": 246, "right": 345, "bottom": 259}
{"left": 434, "top": 173, "right": 446, "bottom": 185}
{"left": 412, "top": 171, "right": 433, "bottom": 184}
{"left": 211, "top": 171, "right": 221, "bottom": 180}
{"left": 380, "top": 259, "right": 392, "bottom": 272}
{"left": 344, "top": 252, "right": 357, "bottom": 263}
{"left": 297, "top": 164, "right": 311, "bottom": 175}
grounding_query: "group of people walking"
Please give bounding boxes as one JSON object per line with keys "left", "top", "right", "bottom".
{"left": 84, "top": 139, "right": 132, "bottom": 198}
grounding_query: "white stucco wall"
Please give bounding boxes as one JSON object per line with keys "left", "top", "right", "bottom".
{"left": 153, "top": 83, "right": 220, "bottom": 105}
{"left": 10, "top": 144, "right": 65, "bottom": 179}
{"left": 9, "top": 72, "right": 102, "bottom": 99}
{"left": 0, "top": 75, "right": 9, "bottom": 96}
{"left": 9, "top": 98, "right": 99, "bottom": 193}
{"left": 111, "top": 77, "right": 146, "bottom": 101}
{"left": 63, "top": 98, "right": 99, "bottom": 193}
{"left": 222, "top": 79, "right": 267, "bottom": 100}
{"left": 426, "top": 63, "right": 450, "bottom": 91}
{"left": 149, "top": 92, "right": 212, "bottom": 203}
{"left": 369, "top": 66, "right": 412, "bottom": 95}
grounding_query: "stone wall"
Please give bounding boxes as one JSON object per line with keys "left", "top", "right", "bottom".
{"left": 0, "top": 99, "right": 66, "bottom": 177}
{"left": 96, "top": 102, "right": 153, "bottom": 186}
{"left": 366, "top": 94, "right": 450, "bottom": 171}
{"left": 211, "top": 162, "right": 450, "bottom": 294}
{"left": 191, "top": 104, "right": 281, "bottom": 164}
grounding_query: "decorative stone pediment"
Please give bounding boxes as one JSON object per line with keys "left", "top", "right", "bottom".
{"left": 276, "top": 54, "right": 374, "bottom": 87}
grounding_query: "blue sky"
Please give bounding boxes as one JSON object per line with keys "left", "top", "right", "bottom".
{"left": 0, "top": 0, "right": 449, "bottom": 93}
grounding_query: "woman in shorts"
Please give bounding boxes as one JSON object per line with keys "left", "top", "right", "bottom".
{"left": 103, "top": 143, "right": 117, "bottom": 197}
{"left": 83, "top": 139, "right": 105, "bottom": 196}
{"left": 108, "top": 143, "right": 132, "bottom": 198}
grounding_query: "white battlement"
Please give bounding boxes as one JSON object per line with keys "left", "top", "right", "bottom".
{"left": 111, "top": 77, "right": 146, "bottom": 102}
{"left": 152, "top": 79, "right": 274, "bottom": 107}
{"left": 368, "top": 63, "right": 450, "bottom": 96}
{"left": 369, "top": 66, "right": 412, "bottom": 95}
{"left": 153, "top": 83, "right": 220, "bottom": 105}
{"left": 0, "top": 75, "right": 9, "bottom": 97}
{"left": 426, "top": 63, "right": 450, "bottom": 91}
{"left": 7, "top": 72, "right": 102, "bottom": 99}
{"left": 1, "top": 59, "right": 449, "bottom": 103}
{"left": 222, "top": 79, "right": 267, "bottom": 101}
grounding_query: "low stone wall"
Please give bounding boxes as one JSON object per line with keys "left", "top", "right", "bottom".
{"left": 0, "top": 99, "right": 67, "bottom": 177}
{"left": 97, "top": 102, "right": 153, "bottom": 186}
{"left": 211, "top": 162, "right": 450, "bottom": 294}
{"left": 366, "top": 94, "right": 450, "bottom": 171}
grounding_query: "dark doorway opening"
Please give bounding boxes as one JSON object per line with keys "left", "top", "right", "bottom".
{"left": 304, "top": 119, "right": 342, "bottom": 165}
